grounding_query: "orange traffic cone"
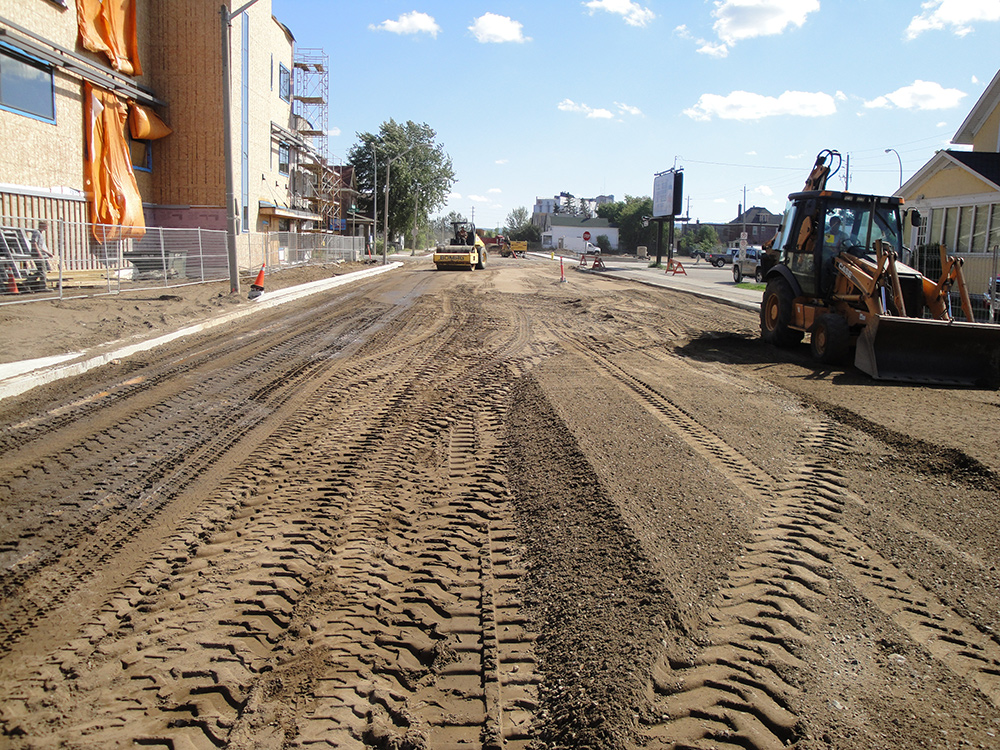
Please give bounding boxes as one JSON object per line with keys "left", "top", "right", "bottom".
{"left": 2, "top": 268, "right": 18, "bottom": 295}
{"left": 248, "top": 263, "right": 265, "bottom": 299}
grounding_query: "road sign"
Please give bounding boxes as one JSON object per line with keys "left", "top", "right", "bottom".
{"left": 583, "top": 231, "right": 591, "bottom": 241}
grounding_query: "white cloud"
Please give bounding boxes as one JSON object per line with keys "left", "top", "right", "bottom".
{"left": 557, "top": 98, "right": 614, "bottom": 119}
{"left": 712, "top": 0, "right": 819, "bottom": 47}
{"left": 753, "top": 185, "right": 774, "bottom": 197}
{"left": 329, "top": 126, "right": 341, "bottom": 137}
{"left": 615, "top": 101, "right": 643, "bottom": 116}
{"left": 697, "top": 41, "right": 729, "bottom": 57}
{"left": 905, "top": 0, "right": 1000, "bottom": 39}
{"left": 488, "top": 188, "right": 502, "bottom": 194}
{"left": 676, "top": 21, "right": 730, "bottom": 56}
{"left": 863, "top": 80, "right": 966, "bottom": 110}
{"left": 495, "top": 158, "right": 509, "bottom": 164}
{"left": 684, "top": 90, "right": 837, "bottom": 121}
{"left": 449, "top": 191, "right": 463, "bottom": 200}
{"left": 469, "top": 13, "right": 529, "bottom": 43}
{"left": 370, "top": 11, "right": 440, "bottom": 37}
{"left": 469, "top": 194, "right": 489, "bottom": 203}
{"left": 583, "top": 0, "right": 655, "bottom": 27}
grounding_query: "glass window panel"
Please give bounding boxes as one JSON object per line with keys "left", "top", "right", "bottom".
{"left": 943, "top": 206, "right": 958, "bottom": 249}
{"left": 930, "top": 208, "right": 944, "bottom": 245}
{"left": 957, "top": 206, "right": 973, "bottom": 252}
{"left": 0, "top": 47, "right": 54, "bottom": 120}
{"left": 972, "top": 204, "right": 988, "bottom": 253}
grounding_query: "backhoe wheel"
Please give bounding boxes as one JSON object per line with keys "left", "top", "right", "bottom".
{"left": 810, "top": 313, "right": 850, "bottom": 363}
{"left": 760, "top": 277, "right": 804, "bottom": 347}
{"left": 733, "top": 266, "right": 743, "bottom": 283}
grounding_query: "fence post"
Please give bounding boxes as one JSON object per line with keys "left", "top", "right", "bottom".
{"left": 159, "top": 226, "right": 168, "bottom": 288}
{"left": 57, "top": 218, "right": 65, "bottom": 300}
{"left": 197, "top": 228, "right": 205, "bottom": 283}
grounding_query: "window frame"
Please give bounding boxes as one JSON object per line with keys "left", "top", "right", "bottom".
{"left": 0, "top": 42, "right": 56, "bottom": 123}
{"left": 278, "top": 142, "right": 290, "bottom": 175}
{"left": 278, "top": 62, "right": 290, "bottom": 102}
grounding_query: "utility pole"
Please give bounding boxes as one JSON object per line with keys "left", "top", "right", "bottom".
{"left": 222, "top": 0, "right": 265, "bottom": 294}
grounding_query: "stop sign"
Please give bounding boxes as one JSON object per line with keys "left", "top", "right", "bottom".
{"left": 583, "top": 231, "right": 591, "bottom": 241}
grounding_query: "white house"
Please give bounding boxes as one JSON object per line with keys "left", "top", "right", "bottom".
{"left": 541, "top": 216, "right": 618, "bottom": 253}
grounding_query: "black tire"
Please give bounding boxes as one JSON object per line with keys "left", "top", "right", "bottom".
{"left": 714, "top": 258, "right": 725, "bottom": 268}
{"left": 810, "top": 313, "right": 850, "bottom": 363}
{"left": 733, "top": 266, "right": 743, "bottom": 283}
{"left": 754, "top": 267, "right": 764, "bottom": 283}
{"left": 760, "top": 277, "right": 804, "bottom": 347}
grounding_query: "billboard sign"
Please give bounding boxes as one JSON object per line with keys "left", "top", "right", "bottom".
{"left": 652, "top": 170, "right": 683, "bottom": 218}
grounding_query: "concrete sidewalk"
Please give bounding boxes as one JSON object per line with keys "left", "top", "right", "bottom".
{"left": 0, "top": 262, "right": 402, "bottom": 403}
{"left": 531, "top": 252, "right": 763, "bottom": 312}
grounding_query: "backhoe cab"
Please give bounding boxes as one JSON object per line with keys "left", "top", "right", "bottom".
{"left": 760, "top": 149, "right": 1000, "bottom": 387}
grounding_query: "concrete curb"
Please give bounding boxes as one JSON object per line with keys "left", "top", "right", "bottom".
{"left": 0, "top": 262, "right": 402, "bottom": 403}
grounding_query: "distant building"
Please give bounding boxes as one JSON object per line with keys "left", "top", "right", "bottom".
{"left": 541, "top": 216, "right": 618, "bottom": 253}
{"left": 682, "top": 205, "right": 780, "bottom": 249}
{"left": 532, "top": 192, "right": 615, "bottom": 230}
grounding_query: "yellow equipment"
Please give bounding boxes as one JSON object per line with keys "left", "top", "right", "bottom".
{"left": 433, "top": 221, "right": 488, "bottom": 271}
{"left": 760, "top": 149, "right": 1000, "bottom": 387}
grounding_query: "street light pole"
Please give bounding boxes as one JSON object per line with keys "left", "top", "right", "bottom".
{"left": 381, "top": 142, "right": 417, "bottom": 265}
{"left": 371, "top": 143, "right": 377, "bottom": 258}
{"left": 221, "top": 0, "right": 264, "bottom": 294}
{"left": 885, "top": 148, "right": 903, "bottom": 189}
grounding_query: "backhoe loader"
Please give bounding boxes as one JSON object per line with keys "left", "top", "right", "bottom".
{"left": 760, "top": 149, "right": 1000, "bottom": 387}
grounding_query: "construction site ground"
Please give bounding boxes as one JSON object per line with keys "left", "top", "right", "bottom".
{"left": 1, "top": 254, "right": 999, "bottom": 750}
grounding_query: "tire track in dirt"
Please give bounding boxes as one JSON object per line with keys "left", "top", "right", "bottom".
{"left": 0, "top": 284, "right": 541, "bottom": 749}
{"left": 0, "top": 295, "right": 465, "bottom": 745}
{"left": 0, "top": 302, "right": 411, "bottom": 658}
{"left": 557, "top": 336, "right": 1000, "bottom": 747}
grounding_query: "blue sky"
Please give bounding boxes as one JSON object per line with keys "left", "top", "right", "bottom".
{"left": 271, "top": 0, "right": 1000, "bottom": 228}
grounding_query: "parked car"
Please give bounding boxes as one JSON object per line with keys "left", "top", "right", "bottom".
{"left": 732, "top": 245, "right": 763, "bottom": 283}
{"left": 705, "top": 247, "right": 734, "bottom": 267}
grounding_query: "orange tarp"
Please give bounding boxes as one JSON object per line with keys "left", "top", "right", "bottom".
{"left": 76, "top": 0, "right": 142, "bottom": 75}
{"left": 129, "top": 102, "right": 172, "bottom": 140}
{"left": 84, "top": 82, "right": 146, "bottom": 240}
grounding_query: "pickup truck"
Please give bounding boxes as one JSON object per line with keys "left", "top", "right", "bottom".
{"left": 704, "top": 248, "right": 734, "bottom": 267}
{"left": 732, "top": 245, "right": 763, "bottom": 283}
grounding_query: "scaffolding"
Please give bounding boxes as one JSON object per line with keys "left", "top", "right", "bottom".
{"left": 293, "top": 48, "right": 336, "bottom": 230}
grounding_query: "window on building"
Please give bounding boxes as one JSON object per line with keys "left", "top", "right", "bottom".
{"left": 279, "top": 62, "right": 290, "bottom": 102}
{"left": 128, "top": 133, "right": 152, "bottom": 172}
{"left": 0, "top": 44, "right": 55, "bottom": 122}
{"left": 278, "top": 142, "right": 290, "bottom": 175}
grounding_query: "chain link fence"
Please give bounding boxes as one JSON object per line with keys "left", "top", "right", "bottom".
{"left": 0, "top": 216, "right": 366, "bottom": 303}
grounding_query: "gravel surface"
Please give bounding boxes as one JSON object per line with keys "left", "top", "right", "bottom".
{"left": 1, "top": 256, "right": 999, "bottom": 749}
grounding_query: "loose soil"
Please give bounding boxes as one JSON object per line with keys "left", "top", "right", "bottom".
{"left": 0, "top": 256, "right": 998, "bottom": 750}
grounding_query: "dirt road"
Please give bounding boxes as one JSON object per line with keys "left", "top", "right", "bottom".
{"left": 1, "top": 258, "right": 999, "bottom": 749}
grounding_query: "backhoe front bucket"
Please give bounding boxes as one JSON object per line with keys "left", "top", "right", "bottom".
{"left": 855, "top": 316, "right": 1000, "bottom": 387}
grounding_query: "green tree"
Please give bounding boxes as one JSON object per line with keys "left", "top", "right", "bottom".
{"left": 678, "top": 225, "right": 720, "bottom": 257}
{"left": 597, "top": 195, "right": 655, "bottom": 253}
{"left": 349, "top": 119, "right": 455, "bottom": 244}
{"left": 504, "top": 207, "right": 529, "bottom": 233}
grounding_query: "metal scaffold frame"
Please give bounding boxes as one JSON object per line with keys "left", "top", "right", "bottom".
{"left": 293, "top": 48, "right": 335, "bottom": 230}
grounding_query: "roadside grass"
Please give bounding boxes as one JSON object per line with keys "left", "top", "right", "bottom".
{"left": 735, "top": 282, "right": 766, "bottom": 291}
